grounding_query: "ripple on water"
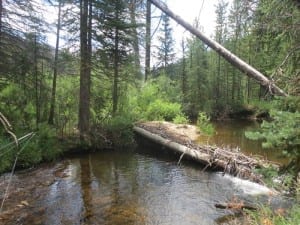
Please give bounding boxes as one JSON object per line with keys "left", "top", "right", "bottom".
{"left": 2, "top": 150, "right": 281, "bottom": 225}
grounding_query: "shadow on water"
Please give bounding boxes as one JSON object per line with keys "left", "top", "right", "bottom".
{"left": 30, "top": 147, "right": 287, "bottom": 225}
{"left": 0, "top": 145, "right": 293, "bottom": 225}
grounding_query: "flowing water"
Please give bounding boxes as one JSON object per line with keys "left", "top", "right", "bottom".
{"left": 1, "top": 149, "right": 280, "bottom": 225}
{"left": 0, "top": 121, "right": 288, "bottom": 225}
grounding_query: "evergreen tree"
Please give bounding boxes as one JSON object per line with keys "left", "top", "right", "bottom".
{"left": 252, "top": 0, "right": 300, "bottom": 96}
{"left": 212, "top": 0, "right": 228, "bottom": 108}
{"left": 49, "top": 0, "right": 63, "bottom": 125}
{"left": 186, "top": 36, "right": 209, "bottom": 118}
{"left": 145, "top": 0, "right": 151, "bottom": 81}
{"left": 78, "top": 0, "right": 92, "bottom": 139}
{"left": 129, "top": 0, "right": 142, "bottom": 79}
{"left": 156, "top": 13, "right": 175, "bottom": 70}
{"left": 95, "top": 0, "right": 134, "bottom": 115}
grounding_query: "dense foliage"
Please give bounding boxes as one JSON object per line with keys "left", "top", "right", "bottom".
{"left": 246, "top": 97, "right": 300, "bottom": 175}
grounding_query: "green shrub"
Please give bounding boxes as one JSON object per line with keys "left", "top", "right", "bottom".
{"left": 246, "top": 109, "right": 300, "bottom": 174}
{"left": 173, "top": 113, "right": 189, "bottom": 124}
{"left": 18, "top": 124, "right": 62, "bottom": 167}
{"left": 145, "top": 99, "right": 182, "bottom": 121}
{"left": 18, "top": 140, "right": 42, "bottom": 167}
{"left": 102, "top": 113, "right": 136, "bottom": 149}
{"left": 1, "top": 123, "right": 62, "bottom": 172}
{"left": 197, "top": 112, "right": 215, "bottom": 136}
{"left": 38, "top": 124, "right": 62, "bottom": 161}
{"left": 0, "top": 139, "right": 14, "bottom": 173}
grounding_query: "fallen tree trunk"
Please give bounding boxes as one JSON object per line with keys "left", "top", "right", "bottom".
{"left": 134, "top": 125, "right": 264, "bottom": 183}
{"left": 149, "top": 0, "right": 288, "bottom": 97}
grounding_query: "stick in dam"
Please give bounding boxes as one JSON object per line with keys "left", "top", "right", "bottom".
{"left": 133, "top": 125, "right": 263, "bottom": 183}
{"left": 133, "top": 126, "right": 211, "bottom": 164}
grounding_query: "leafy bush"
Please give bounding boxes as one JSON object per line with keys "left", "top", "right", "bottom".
{"left": 246, "top": 110, "right": 300, "bottom": 173}
{"left": 38, "top": 124, "right": 62, "bottom": 161}
{"left": 0, "top": 138, "right": 14, "bottom": 173}
{"left": 246, "top": 97, "right": 300, "bottom": 176}
{"left": 1, "top": 124, "right": 62, "bottom": 172}
{"left": 173, "top": 113, "right": 189, "bottom": 124}
{"left": 18, "top": 140, "right": 42, "bottom": 167}
{"left": 197, "top": 112, "right": 215, "bottom": 136}
{"left": 102, "top": 113, "right": 136, "bottom": 149}
{"left": 145, "top": 99, "right": 182, "bottom": 121}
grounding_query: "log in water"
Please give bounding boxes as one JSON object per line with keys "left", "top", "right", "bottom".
{"left": 134, "top": 122, "right": 273, "bottom": 183}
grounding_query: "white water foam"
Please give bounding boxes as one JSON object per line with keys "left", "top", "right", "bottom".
{"left": 222, "top": 174, "right": 276, "bottom": 196}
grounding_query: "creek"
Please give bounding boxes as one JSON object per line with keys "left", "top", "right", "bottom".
{"left": 0, "top": 120, "right": 288, "bottom": 225}
{"left": 197, "top": 120, "right": 287, "bottom": 164}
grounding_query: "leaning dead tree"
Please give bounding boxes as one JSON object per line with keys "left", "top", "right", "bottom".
{"left": 149, "top": 0, "right": 288, "bottom": 97}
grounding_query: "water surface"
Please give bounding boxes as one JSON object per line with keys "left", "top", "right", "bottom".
{"left": 196, "top": 120, "right": 286, "bottom": 164}
{"left": 30, "top": 149, "right": 272, "bottom": 225}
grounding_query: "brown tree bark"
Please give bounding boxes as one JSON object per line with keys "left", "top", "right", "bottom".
{"left": 129, "top": 0, "right": 141, "bottom": 77}
{"left": 0, "top": 0, "right": 2, "bottom": 40}
{"left": 112, "top": 26, "right": 119, "bottom": 115}
{"left": 181, "top": 39, "right": 187, "bottom": 103}
{"left": 79, "top": 0, "right": 91, "bottom": 140}
{"left": 144, "top": 0, "right": 151, "bottom": 81}
{"left": 34, "top": 34, "right": 40, "bottom": 129}
{"left": 48, "top": 0, "right": 62, "bottom": 125}
{"left": 149, "top": 0, "right": 287, "bottom": 97}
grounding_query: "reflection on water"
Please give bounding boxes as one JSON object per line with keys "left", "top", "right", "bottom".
{"left": 196, "top": 120, "right": 287, "bottom": 164}
{"left": 38, "top": 150, "right": 275, "bottom": 225}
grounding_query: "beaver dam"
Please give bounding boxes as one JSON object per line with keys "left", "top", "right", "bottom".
{"left": 134, "top": 121, "right": 275, "bottom": 184}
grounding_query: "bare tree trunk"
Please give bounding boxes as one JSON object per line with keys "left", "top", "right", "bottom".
{"left": 112, "top": 7, "right": 119, "bottom": 116}
{"left": 112, "top": 28, "right": 119, "bottom": 115}
{"left": 144, "top": 0, "right": 151, "bottom": 81}
{"left": 79, "top": 0, "right": 91, "bottom": 140}
{"left": 149, "top": 0, "right": 287, "bottom": 97}
{"left": 0, "top": 0, "right": 2, "bottom": 41}
{"left": 48, "top": 0, "right": 62, "bottom": 125}
{"left": 34, "top": 34, "right": 40, "bottom": 129}
{"left": 181, "top": 39, "right": 187, "bottom": 103}
{"left": 129, "top": 0, "right": 141, "bottom": 77}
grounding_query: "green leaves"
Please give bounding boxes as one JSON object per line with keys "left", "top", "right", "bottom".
{"left": 245, "top": 97, "right": 300, "bottom": 175}
{"left": 196, "top": 112, "right": 215, "bottom": 136}
{"left": 145, "top": 99, "right": 182, "bottom": 121}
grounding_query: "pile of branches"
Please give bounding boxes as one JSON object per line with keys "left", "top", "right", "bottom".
{"left": 134, "top": 122, "right": 274, "bottom": 184}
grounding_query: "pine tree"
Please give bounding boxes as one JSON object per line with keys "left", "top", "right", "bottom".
{"left": 156, "top": 13, "right": 175, "bottom": 70}
{"left": 49, "top": 0, "right": 63, "bottom": 125}
{"left": 145, "top": 0, "right": 151, "bottom": 81}
{"left": 78, "top": 0, "right": 92, "bottom": 139}
{"left": 95, "top": 0, "right": 134, "bottom": 115}
{"left": 213, "top": 0, "right": 228, "bottom": 106}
